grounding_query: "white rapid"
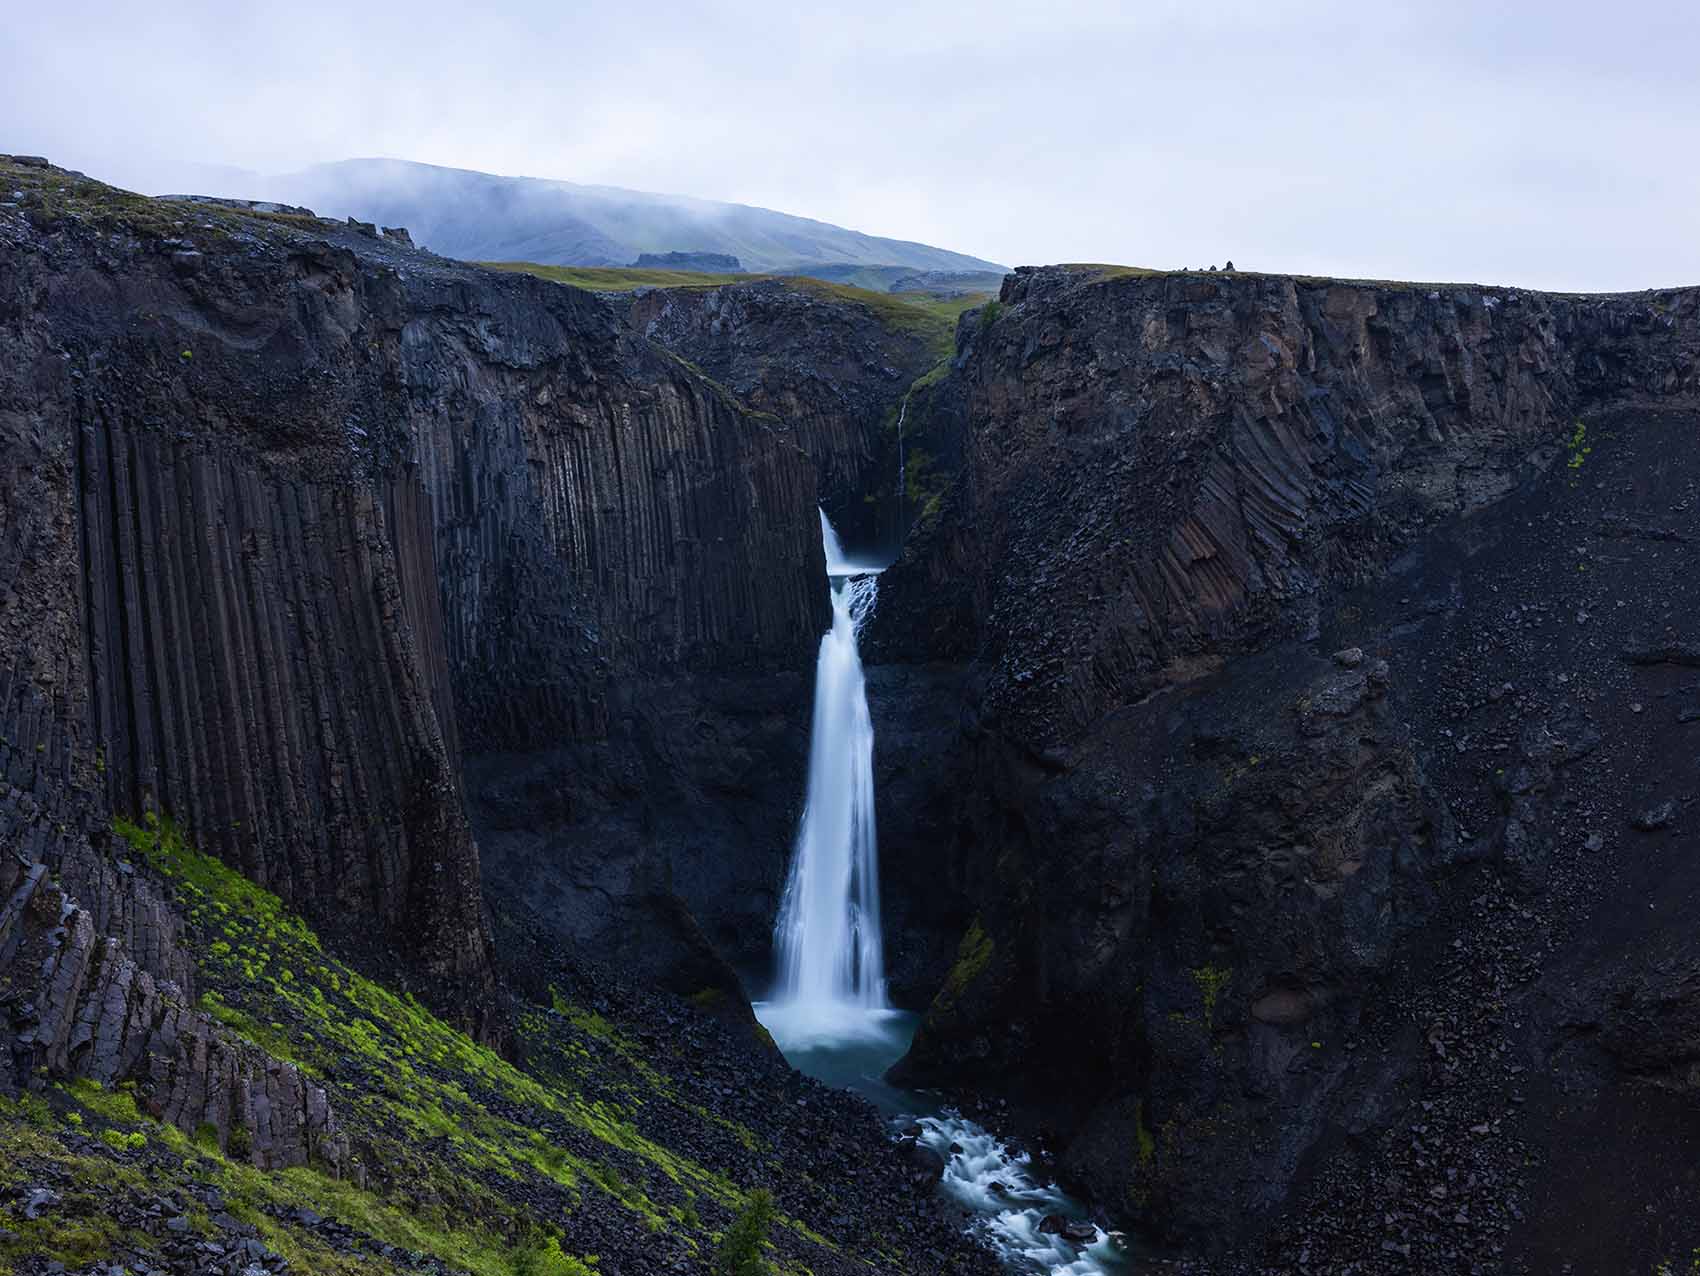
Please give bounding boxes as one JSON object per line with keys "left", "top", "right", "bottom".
{"left": 760, "top": 511, "right": 890, "bottom": 1047}
{"left": 914, "top": 1114, "right": 1126, "bottom": 1275}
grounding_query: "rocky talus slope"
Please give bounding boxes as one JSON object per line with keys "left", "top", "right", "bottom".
{"left": 2, "top": 815, "right": 997, "bottom": 1275}
{"left": 1, "top": 839, "right": 345, "bottom": 1173}
{"left": 872, "top": 264, "right": 1700, "bottom": 1269}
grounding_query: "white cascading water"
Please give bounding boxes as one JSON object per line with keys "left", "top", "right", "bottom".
{"left": 915, "top": 1114, "right": 1125, "bottom": 1275}
{"left": 762, "top": 512, "right": 889, "bottom": 1042}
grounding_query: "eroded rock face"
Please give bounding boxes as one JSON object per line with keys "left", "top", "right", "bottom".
{"left": 0, "top": 851, "right": 346, "bottom": 1170}
{"left": 627, "top": 278, "right": 945, "bottom": 554}
{"left": 875, "top": 265, "right": 1700, "bottom": 1254}
{"left": 465, "top": 669, "right": 813, "bottom": 988}
{"left": 895, "top": 647, "right": 1454, "bottom": 1236}
{"left": 871, "top": 267, "right": 1698, "bottom": 744}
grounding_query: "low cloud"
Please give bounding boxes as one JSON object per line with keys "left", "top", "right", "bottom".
{"left": 8, "top": 0, "right": 1698, "bottom": 291}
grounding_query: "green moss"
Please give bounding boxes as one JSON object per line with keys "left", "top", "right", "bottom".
{"left": 512, "top": 1235, "right": 599, "bottom": 1276}
{"left": 930, "top": 918, "right": 994, "bottom": 1016}
{"left": 0, "top": 1210, "right": 131, "bottom": 1266}
{"left": 100, "top": 1127, "right": 148, "bottom": 1152}
{"left": 63, "top": 1073, "right": 143, "bottom": 1121}
{"left": 102, "top": 814, "right": 821, "bottom": 1270}
{"left": 1566, "top": 418, "right": 1593, "bottom": 481}
{"left": 1190, "top": 964, "right": 1231, "bottom": 1028}
{"left": 0, "top": 1092, "right": 55, "bottom": 1129}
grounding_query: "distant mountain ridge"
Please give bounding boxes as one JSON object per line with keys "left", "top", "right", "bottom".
{"left": 251, "top": 158, "right": 1005, "bottom": 276}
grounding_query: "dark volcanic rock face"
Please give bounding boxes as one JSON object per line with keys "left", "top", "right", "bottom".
{"left": 873, "top": 264, "right": 1700, "bottom": 1261}
{"left": 871, "top": 267, "right": 1698, "bottom": 742}
{"left": 0, "top": 161, "right": 826, "bottom": 1013}
{"left": 627, "top": 278, "right": 946, "bottom": 554}
{"left": 465, "top": 669, "right": 812, "bottom": 988}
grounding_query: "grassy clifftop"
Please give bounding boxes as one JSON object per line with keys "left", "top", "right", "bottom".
{"left": 480, "top": 261, "right": 988, "bottom": 359}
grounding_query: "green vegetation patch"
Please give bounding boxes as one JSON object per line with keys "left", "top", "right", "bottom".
{"left": 713, "top": 1187, "right": 776, "bottom": 1275}
{"left": 1, "top": 157, "right": 324, "bottom": 244}
{"left": 1190, "top": 964, "right": 1231, "bottom": 1028}
{"left": 1060, "top": 262, "right": 1166, "bottom": 281}
{"left": 1567, "top": 418, "right": 1593, "bottom": 471}
{"left": 0, "top": 1090, "right": 600, "bottom": 1276}
{"left": 479, "top": 261, "right": 749, "bottom": 291}
{"left": 479, "top": 260, "right": 988, "bottom": 357}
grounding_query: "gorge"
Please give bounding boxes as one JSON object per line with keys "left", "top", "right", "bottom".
{"left": 2, "top": 153, "right": 1699, "bottom": 1276}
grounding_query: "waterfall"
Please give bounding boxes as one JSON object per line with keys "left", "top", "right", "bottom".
{"left": 765, "top": 510, "right": 888, "bottom": 1036}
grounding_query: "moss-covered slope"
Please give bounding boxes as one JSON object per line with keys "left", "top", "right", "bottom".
{"left": 0, "top": 818, "right": 994, "bottom": 1276}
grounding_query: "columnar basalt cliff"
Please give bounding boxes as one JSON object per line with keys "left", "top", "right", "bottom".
{"left": 871, "top": 266, "right": 1698, "bottom": 710}
{"left": 11, "top": 150, "right": 1700, "bottom": 1275}
{"left": 0, "top": 159, "right": 827, "bottom": 1012}
{"left": 873, "top": 264, "right": 1700, "bottom": 1264}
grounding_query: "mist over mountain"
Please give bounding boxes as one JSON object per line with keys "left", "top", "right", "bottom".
{"left": 238, "top": 158, "right": 1005, "bottom": 276}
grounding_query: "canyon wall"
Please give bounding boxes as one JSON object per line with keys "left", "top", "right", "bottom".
{"left": 0, "top": 159, "right": 827, "bottom": 1010}
{"left": 873, "top": 264, "right": 1700, "bottom": 1262}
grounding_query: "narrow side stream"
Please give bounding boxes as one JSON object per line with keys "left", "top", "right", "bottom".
{"left": 754, "top": 511, "right": 1126, "bottom": 1276}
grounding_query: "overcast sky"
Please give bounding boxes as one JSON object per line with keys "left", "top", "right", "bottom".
{"left": 9, "top": 1, "right": 1699, "bottom": 291}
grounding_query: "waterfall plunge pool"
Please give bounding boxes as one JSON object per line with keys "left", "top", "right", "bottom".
{"left": 751, "top": 998, "right": 1134, "bottom": 1276}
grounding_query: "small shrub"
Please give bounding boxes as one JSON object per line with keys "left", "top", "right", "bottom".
{"left": 511, "top": 1233, "right": 595, "bottom": 1276}
{"left": 713, "top": 1189, "right": 775, "bottom": 1276}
